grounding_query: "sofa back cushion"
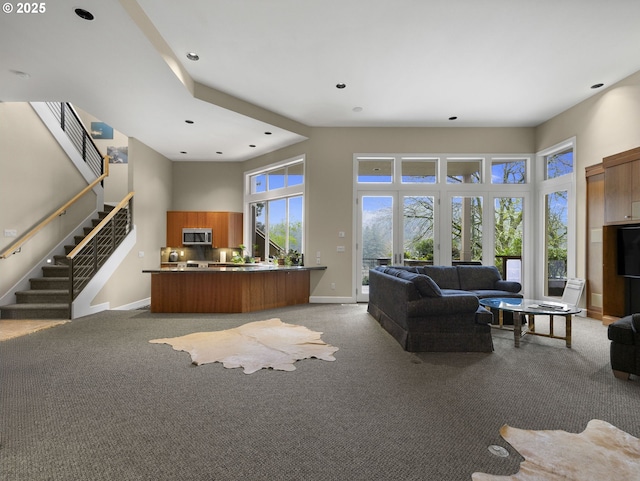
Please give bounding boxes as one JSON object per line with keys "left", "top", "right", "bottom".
{"left": 457, "top": 265, "right": 501, "bottom": 290}
{"left": 375, "top": 267, "right": 442, "bottom": 297}
{"left": 419, "top": 266, "right": 460, "bottom": 289}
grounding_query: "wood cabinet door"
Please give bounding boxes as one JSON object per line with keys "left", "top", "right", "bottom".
{"left": 604, "top": 163, "right": 632, "bottom": 223}
{"left": 166, "top": 211, "right": 185, "bottom": 247}
{"left": 585, "top": 166, "right": 604, "bottom": 320}
{"left": 633, "top": 161, "right": 640, "bottom": 203}
{"left": 228, "top": 212, "right": 243, "bottom": 248}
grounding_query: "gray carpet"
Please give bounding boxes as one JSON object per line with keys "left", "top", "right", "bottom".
{"left": 1, "top": 304, "right": 639, "bottom": 481}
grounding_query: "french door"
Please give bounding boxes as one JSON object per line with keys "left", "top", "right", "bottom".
{"left": 356, "top": 191, "right": 439, "bottom": 301}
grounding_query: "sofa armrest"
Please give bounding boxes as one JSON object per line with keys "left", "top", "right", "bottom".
{"left": 494, "top": 280, "right": 521, "bottom": 293}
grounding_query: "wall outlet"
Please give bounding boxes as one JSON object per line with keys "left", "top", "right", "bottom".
{"left": 138, "top": 251, "right": 145, "bottom": 258}
{"left": 4, "top": 229, "right": 17, "bottom": 237}
{"left": 330, "top": 282, "right": 336, "bottom": 290}
{"left": 336, "top": 246, "right": 345, "bottom": 252}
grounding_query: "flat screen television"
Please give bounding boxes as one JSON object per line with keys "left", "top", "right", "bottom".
{"left": 617, "top": 226, "right": 640, "bottom": 277}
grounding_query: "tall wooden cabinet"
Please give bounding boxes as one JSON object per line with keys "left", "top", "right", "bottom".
{"left": 587, "top": 147, "right": 640, "bottom": 324}
{"left": 166, "top": 211, "right": 243, "bottom": 248}
{"left": 604, "top": 148, "right": 640, "bottom": 223}
{"left": 585, "top": 164, "right": 604, "bottom": 320}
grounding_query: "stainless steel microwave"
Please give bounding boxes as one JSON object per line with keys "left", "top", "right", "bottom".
{"left": 182, "top": 228, "right": 212, "bottom": 245}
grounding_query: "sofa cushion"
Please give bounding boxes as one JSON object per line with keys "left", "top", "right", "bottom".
{"left": 395, "top": 270, "right": 442, "bottom": 297}
{"left": 457, "top": 265, "right": 501, "bottom": 290}
{"left": 419, "top": 266, "right": 460, "bottom": 289}
{"left": 377, "top": 266, "right": 418, "bottom": 276}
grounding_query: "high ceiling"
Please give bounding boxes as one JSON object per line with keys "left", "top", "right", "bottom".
{"left": 2, "top": 0, "right": 640, "bottom": 162}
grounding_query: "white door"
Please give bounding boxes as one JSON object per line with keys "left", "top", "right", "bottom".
{"left": 356, "top": 192, "right": 438, "bottom": 302}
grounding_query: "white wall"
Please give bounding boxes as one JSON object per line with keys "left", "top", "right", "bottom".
{"left": 92, "top": 137, "right": 173, "bottom": 309}
{"left": 535, "top": 69, "right": 640, "bottom": 281}
{"left": 171, "top": 161, "right": 244, "bottom": 211}
{"left": 0, "top": 103, "right": 95, "bottom": 299}
{"left": 74, "top": 107, "right": 130, "bottom": 204}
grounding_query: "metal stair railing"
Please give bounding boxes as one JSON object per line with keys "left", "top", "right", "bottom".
{"left": 67, "top": 192, "right": 135, "bottom": 302}
{"left": 46, "top": 102, "right": 104, "bottom": 180}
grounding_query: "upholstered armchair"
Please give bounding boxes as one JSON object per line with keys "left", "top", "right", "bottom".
{"left": 608, "top": 313, "right": 640, "bottom": 380}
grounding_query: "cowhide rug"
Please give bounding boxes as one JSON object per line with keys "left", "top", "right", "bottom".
{"left": 472, "top": 419, "right": 640, "bottom": 480}
{"left": 150, "top": 318, "right": 338, "bottom": 374}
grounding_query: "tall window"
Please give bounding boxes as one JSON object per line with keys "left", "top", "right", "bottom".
{"left": 537, "top": 140, "right": 575, "bottom": 298}
{"left": 245, "top": 157, "right": 305, "bottom": 261}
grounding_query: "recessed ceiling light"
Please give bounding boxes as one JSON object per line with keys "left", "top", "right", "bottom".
{"left": 180, "top": 151, "right": 187, "bottom": 154}
{"left": 216, "top": 151, "right": 223, "bottom": 154}
{"left": 74, "top": 8, "right": 94, "bottom": 20}
{"left": 249, "top": 144, "right": 256, "bottom": 148}
{"left": 449, "top": 116, "right": 458, "bottom": 121}
{"left": 264, "top": 131, "right": 272, "bottom": 135}
{"left": 186, "top": 52, "right": 200, "bottom": 61}
{"left": 336, "top": 83, "right": 346, "bottom": 89}
{"left": 185, "top": 120, "right": 194, "bottom": 124}
{"left": 352, "top": 107, "right": 363, "bottom": 112}
{"left": 591, "top": 83, "right": 604, "bottom": 89}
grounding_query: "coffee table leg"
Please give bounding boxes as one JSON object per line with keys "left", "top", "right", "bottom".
{"left": 514, "top": 312, "right": 522, "bottom": 347}
{"left": 566, "top": 314, "right": 572, "bottom": 348}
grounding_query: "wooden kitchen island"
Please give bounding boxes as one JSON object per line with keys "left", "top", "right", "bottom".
{"left": 143, "top": 265, "right": 326, "bottom": 313}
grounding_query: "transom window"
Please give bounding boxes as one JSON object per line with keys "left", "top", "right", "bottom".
{"left": 545, "top": 148, "right": 573, "bottom": 180}
{"left": 250, "top": 161, "right": 305, "bottom": 193}
{"left": 492, "top": 158, "right": 527, "bottom": 184}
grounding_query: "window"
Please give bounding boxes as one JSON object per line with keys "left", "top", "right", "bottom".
{"left": 245, "top": 157, "right": 305, "bottom": 260}
{"left": 250, "top": 162, "right": 304, "bottom": 194}
{"left": 492, "top": 159, "right": 526, "bottom": 184}
{"left": 354, "top": 153, "right": 533, "bottom": 300}
{"left": 447, "top": 159, "right": 482, "bottom": 184}
{"left": 401, "top": 158, "right": 438, "bottom": 184}
{"left": 357, "top": 158, "right": 394, "bottom": 183}
{"left": 537, "top": 139, "right": 576, "bottom": 298}
{"left": 545, "top": 148, "right": 573, "bottom": 180}
{"left": 451, "top": 196, "right": 483, "bottom": 262}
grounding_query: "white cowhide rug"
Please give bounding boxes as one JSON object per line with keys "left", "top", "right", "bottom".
{"left": 150, "top": 318, "right": 338, "bottom": 374}
{"left": 472, "top": 419, "right": 640, "bottom": 481}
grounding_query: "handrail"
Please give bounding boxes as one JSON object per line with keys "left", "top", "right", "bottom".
{"left": 67, "top": 192, "right": 134, "bottom": 259}
{"left": 0, "top": 157, "right": 110, "bottom": 260}
{"left": 67, "top": 192, "right": 135, "bottom": 305}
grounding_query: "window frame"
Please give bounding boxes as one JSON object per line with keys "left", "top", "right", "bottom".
{"left": 244, "top": 156, "right": 305, "bottom": 258}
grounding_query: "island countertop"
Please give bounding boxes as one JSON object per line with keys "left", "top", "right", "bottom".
{"left": 143, "top": 264, "right": 326, "bottom": 313}
{"left": 143, "top": 264, "right": 326, "bottom": 273}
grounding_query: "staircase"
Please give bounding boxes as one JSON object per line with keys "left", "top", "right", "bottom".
{"left": 0, "top": 206, "right": 119, "bottom": 320}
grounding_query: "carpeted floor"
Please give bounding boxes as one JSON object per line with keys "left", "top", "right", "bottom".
{"left": 1, "top": 304, "right": 639, "bottom": 481}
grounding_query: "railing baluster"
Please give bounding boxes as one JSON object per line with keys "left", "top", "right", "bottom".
{"left": 60, "top": 102, "right": 66, "bottom": 132}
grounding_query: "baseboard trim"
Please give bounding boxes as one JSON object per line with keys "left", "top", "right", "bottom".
{"left": 113, "top": 297, "right": 151, "bottom": 311}
{"left": 310, "top": 296, "right": 356, "bottom": 304}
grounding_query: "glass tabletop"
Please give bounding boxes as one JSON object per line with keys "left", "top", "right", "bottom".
{"left": 479, "top": 297, "right": 581, "bottom": 315}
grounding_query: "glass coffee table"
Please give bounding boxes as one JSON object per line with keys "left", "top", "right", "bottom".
{"left": 479, "top": 297, "right": 581, "bottom": 348}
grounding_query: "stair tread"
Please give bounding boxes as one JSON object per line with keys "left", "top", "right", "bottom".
{"left": 1, "top": 303, "right": 69, "bottom": 309}
{"left": 30, "top": 277, "right": 69, "bottom": 281}
{"left": 17, "top": 289, "right": 69, "bottom": 294}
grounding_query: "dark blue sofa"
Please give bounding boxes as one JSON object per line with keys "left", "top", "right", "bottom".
{"left": 367, "top": 265, "right": 522, "bottom": 352}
